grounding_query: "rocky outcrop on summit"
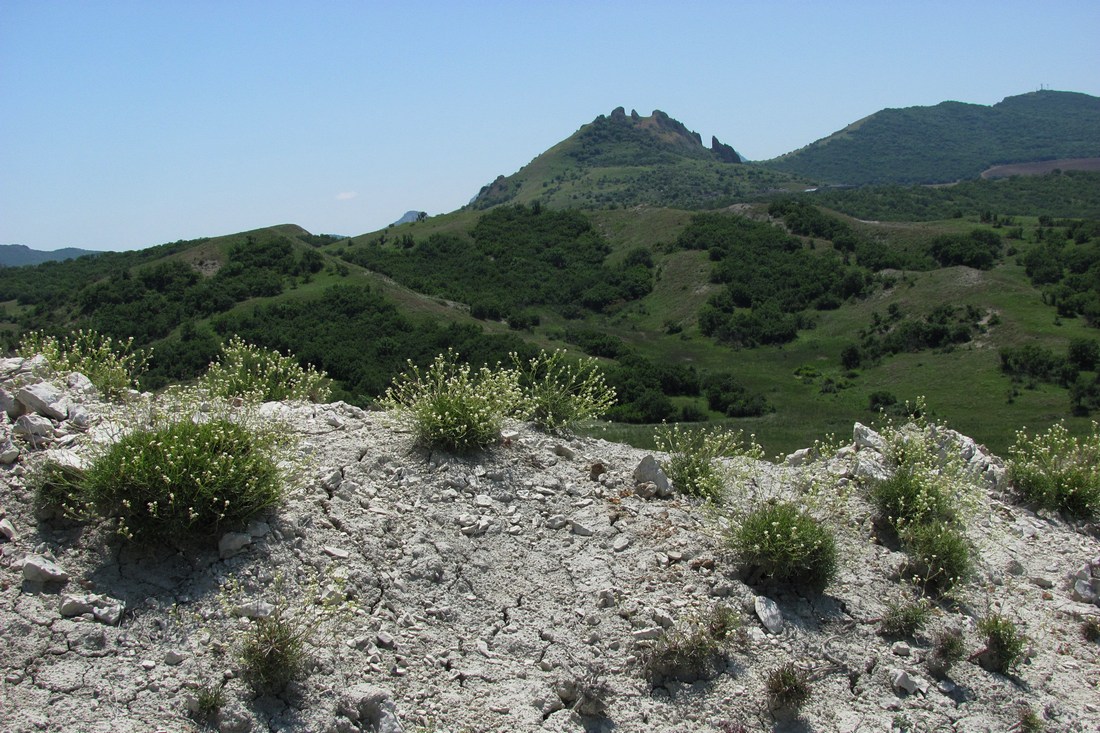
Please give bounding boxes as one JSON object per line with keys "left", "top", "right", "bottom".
{"left": 1, "top": 365, "right": 1098, "bottom": 732}
{"left": 711, "top": 136, "right": 742, "bottom": 164}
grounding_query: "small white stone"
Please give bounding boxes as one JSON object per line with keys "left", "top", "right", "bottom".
{"left": 754, "top": 596, "right": 783, "bottom": 634}
{"left": 323, "top": 546, "right": 351, "bottom": 559}
{"left": 22, "top": 555, "right": 69, "bottom": 583}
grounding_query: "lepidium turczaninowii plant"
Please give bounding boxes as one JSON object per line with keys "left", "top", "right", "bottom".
{"left": 1008, "top": 420, "right": 1100, "bottom": 519}
{"left": 33, "top": 385, "right": 302, "bottom": 543}
{"left": 381, "top": 349, "right": 523, "bottom": 453}
{"left": 511, "top": 349, "right": 615, "bottom": 435}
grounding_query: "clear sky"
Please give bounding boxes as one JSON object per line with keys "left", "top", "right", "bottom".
{"left": 2, "top": 1, "right": 1098, "bottom": 251}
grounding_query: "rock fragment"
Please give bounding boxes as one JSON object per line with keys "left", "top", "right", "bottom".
{"left": 22, "top": 555, "right": 69, "bottom": 583}
{"left": 755, "top": 595, "right": 783, "bottom": 634}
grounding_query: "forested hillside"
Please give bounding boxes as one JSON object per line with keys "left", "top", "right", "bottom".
{"left": 765, "top": 90, "right": 1100, "bottom": 185}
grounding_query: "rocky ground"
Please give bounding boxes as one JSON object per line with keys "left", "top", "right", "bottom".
{"left": 1, "top": 357, "right": 1099, "bottom": 733}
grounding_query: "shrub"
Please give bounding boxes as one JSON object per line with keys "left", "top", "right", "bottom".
{"left": 381, "top": 350, "right": 522, "bottom": 453}
{"left": 871, "top": 468, "right": 955, "bottom": 533}
{"left": 80, "top": 416, "right": 283, "bottom": 541}
{"left": 33, "top": 387, "right": 290, "bottom": 542}
{"left": 765, "top": 662, "right": 810, "bottom": 714}
{"left": 878, "top": 599, "right": 931, "bottom": 638}
{"left": 927, "top": 627, "right": 966, "bottom": 678}
{"left": 654, "top": 423, "right": 760, "bottom": 500}
{"left": 977, "top": 613, "right": 1026, "bottom": 674}
{"left": 512, "top": 349, "right": 615, "bottom": 435}
{"left": 1008, "top": 422, "right": 1100, "bottom": 519}
{"left": 731, "top": 501, "right": 837, "bottom": 589}
{"left": 1082, "top": 618, "right": 1100, "bottom": 642}
{"left": 202, "top": 335, "right": 330, "bottom": 403}
{"left": 900, "top": 522, "right": 971, "bottom": 594}
{"left": 17, "top": 329, "right": 148, "bottom": 399}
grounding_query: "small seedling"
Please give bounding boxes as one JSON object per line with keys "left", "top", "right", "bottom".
{"left": 194, "top": 682, "right": 226, "bottom": 721}
{"left": 927, "top": 627, "right": 965, "bottom": 678}
{"left": 239, "top": 610, "right": 308, "bottom": 694}
{"left": 878, "top": 599, "right": 931, "bottom": 638}
{"left": 765, "top": 662, "right": 810, "bottom": 714}
{"left": 1017, "top": 705, "right": 1044, "bottom": 732}
{"left": 975, "top": 613, "right": 1026, "bottom": 674}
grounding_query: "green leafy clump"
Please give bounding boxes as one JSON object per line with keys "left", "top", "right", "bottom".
{"left": 900, "top": 521, "right": 971, "bottom": 594}
{"left": 871, "top": 468, "right": 955, "bottom": 532}
{"left": 642, "top": 605, "right": 741, "bottom": 684}
{"left": 731, "top": 501, "right": 837, "bottom": 589}
{"left": 18, "top": 329, "right": 148, "bottom": 399}
{"left": 1008, "top": 422, "right": 1100, "bottom": 519}
{"left": 873, "top": 409, "right": 979, "bottom": 596}
{"left": 381, "top": 350, "right": 523, "bottom": 453}
{"left": 654, "top": 423, "right": 761, "bottom": 500}
{"left": 193, "top": 682, "right": 226, "bottom": 722}
{"left": 927, "top": 627, "right": 966, "bottom": 678}
{"left": 765, "top": 662, "right": 811, "bottom": 714}
{"left": 878, "top": 599, "right": 932, "bottom": 638}
{"left": 201, "top": 335, "right": 331, "bottom": 403}
{"left": 82, "top": 417, "right": 282, "bottom": 541}
{"left": 977, "top": 613, "right": 1026, "bottom": 674}
{"left": 34, "top": 392, "right": 287, "bottom": 542}
{"left": 512, "top": 349, "right": 615, "bottom": 435}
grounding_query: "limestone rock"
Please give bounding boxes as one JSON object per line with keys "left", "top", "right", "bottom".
{"left": 15, "top": 382, "right": 68, "bottom": 420}
{"left": 22, "top": 555, "right": 69, "bottom": 583}
{"left": 338, "top": 684, "right": 403, "bottom": 733}
{"left": 754, "top": 595, "right": 783, "bottom": 634}
{"left": 633, "top": 455, "right": 671, "bottom": 497}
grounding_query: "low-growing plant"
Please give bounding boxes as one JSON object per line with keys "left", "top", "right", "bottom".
{"left": 1008, "top": 422, "right": 1100, "bottom": 519}
{"left": 239, "top": 608, "right": 308, "bottom": 694}
{"left": 927, "top": 627, "right": 966, "bottom": 678}
{"left": 654, "top": 423, "right": 760, "bottom": 500}
{"left": 731, "top": 500, "right": 837, "bottom": 589}
{"left": 765, "top": 662, "right": 810, "bottom": 714}
{"left": 642, "top": 605, "right": 740, "bottom": 684}
{"left": 976, "top": 613, "right": 1026, "bottom": 674}
{"left": 1017, "top": 705, "right": 1045, "bottom": 733}
{"left": 202, "top": 335, "right": 331, "bottom": 403}
{"left": 871, "top": 468, "right": 956, "bottom": 533}
{"left": 18, "top": 328, "right": 148, "bottom": 399}
{"left": 1083, "top": 618, "right": 1100, "bottom": 642}
{"left": 878, "top": 599, "right": 932, "bottom": 638}
{"left": 33, "top": 391, "right": 289, "bottom": 542}
{"left": 31, "top": 460, "right": 90, "bottom": 521}
{"left": 900, "top": 521, "right": 971, "bottom": 594}
{"left": 512, "top": 349, "right": 615, "bottom": 435}
{"left": 381, "top": 350, "right": 523, "bottom": 453}
{"left": 194, "top": 681, "right": 226, "bottom": 721}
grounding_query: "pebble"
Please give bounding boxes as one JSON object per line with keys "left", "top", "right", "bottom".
{"left": 612, "top": 534, "right": 632, "bottom": 552}
{"left": 218, "top": 532, "right": 252, "bottom": 559}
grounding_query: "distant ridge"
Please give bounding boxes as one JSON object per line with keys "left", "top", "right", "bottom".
{"left": 763, "top": 90, "right": 1100, "bottom": 185}
{"left": 0, "top": 244, "right": 98, "bottom": 267}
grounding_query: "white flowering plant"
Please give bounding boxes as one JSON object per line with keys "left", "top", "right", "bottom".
{"left": 511, "top": 349, "right": 615, "bottom": 435}
{"left": 201, "top": 335, "right": 330, "bottom": 403}
{"left": 1008, "top": 421, "right": 1100, "bottom": 519}
{"left": 34, "top": 388, "right": 292, "bottom": 542}
{"left": 654, "top": 423, "right": 762, "bottom": 500}
{"left": 381, "top": 349, "right": 523, "bottom": 453}
{"left": 729, "top": 500, "right": 837, "bottom": 589}
{"left": 18, "top": 328, "right": 148, "bottom": 399}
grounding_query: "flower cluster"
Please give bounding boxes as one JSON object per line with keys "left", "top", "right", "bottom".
{"left": 18, "top": 328, "right": 148, "bottom": 399}
{"left": 201, "top": 335, "right": 331, "bottom": 403}
{"left": 1008, "top": 421, "right": 1100, "bottom": 519}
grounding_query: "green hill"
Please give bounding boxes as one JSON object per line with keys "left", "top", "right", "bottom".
{"left": 764, "top": 90, "right": 1100, "bottom": 185}
{"left": 469, "top": 107, "right": 806, "bottom": 211}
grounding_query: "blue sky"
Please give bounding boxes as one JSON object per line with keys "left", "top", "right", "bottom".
{"left": 2, "top": 1, "right": 1098, "bottom": 251}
